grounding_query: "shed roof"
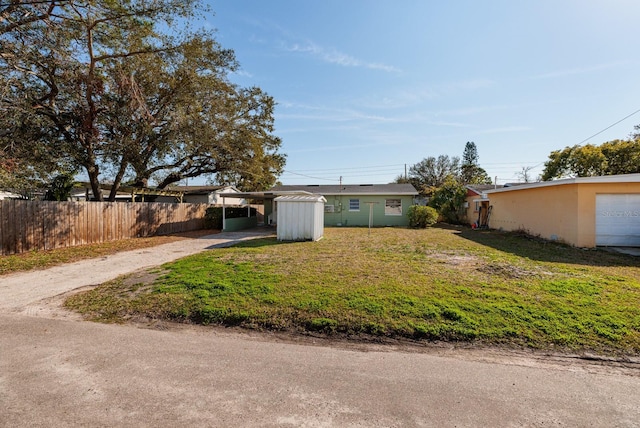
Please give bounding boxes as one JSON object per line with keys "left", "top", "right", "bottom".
{"left": 485, "top": 173, "right": 640, "bottom": 194}
{"left": 274, "top": 194, "right": 326, "bottom": 203}
{"left": 270, "top": 183, "right": 418, "bottom": 196}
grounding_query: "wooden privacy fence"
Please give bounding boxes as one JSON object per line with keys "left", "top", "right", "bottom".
{"left": 0, "top": 200, "right": 208, "bottom": 256}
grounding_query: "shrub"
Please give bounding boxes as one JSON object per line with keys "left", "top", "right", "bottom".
{"left": 204, "top": 207, "right": 223, "bottom": 229}
{"left": 428, "top": 177, "right": 467, "bottom": 224}
{"left": 407, "top": 205, "right": 439, "bottom": 228}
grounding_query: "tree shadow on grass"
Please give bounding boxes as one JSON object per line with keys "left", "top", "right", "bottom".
{"left": 232, "top": 237, "right": 282, "bottom": 248}
{"left": 436, "top": 224, "right": 639, "bottom": 268}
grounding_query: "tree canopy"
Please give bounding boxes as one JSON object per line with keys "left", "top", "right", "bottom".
{"left": 460, "top": 141, "right": 491, "bottom": 185}
{"left": 428, "top": 176, "right": 466, "bottom": 224}
{"left": 407, "top": 155, "right": 460, "bottom": 195}
{"left": 0, "top": 0, "right": 284, "bottom": 200}
{"left": 403, "top": 142, "right": 491, "bottom": 196}
{"left": 541, "top": 140, "right": 640, "bottom": 180}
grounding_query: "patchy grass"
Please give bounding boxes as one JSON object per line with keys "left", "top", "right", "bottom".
{"left": 0, "top": 230, "right": 218, "bottom": 275}
{"left": 65, "top": 226, "right": 640, "bottom": 355}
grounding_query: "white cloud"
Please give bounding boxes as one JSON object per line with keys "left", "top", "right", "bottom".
{"left": 286, "top": 41, "right": 401, "bottom": 73}
{"left": 476, "top": 126, "right": 531, "bottom": 134}
{"left": 232, "top": 69, "right": 253, "bottom": 78}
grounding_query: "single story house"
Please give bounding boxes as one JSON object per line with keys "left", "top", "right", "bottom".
{"left": 484, "top": 174, "right": 640, "bottom": 248}
{"left": 464, "top": 184, "right": 499, "bottom": 227}
{"left": 269, "top": 184, "right": 419, "bottom": 227}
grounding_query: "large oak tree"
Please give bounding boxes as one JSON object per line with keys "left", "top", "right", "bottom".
{"left": 1, "top": 0, "right": 284, "bottom": 200}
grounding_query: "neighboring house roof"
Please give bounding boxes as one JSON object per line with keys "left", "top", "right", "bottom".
{"left": 70, "top": 190, "right": 132, "bottom": 200}
{"left": 270, "top": 183, "right": 418, "bottom": 196}
{"left": 0, "top": 190, "right": 22, "bottom": 200}
{"left": 165, "top": 185, "right": 240, "bottom": 195}
{"left": 466, "top": 184, "right": 502, "bottom": 195}
{"left": 485, "top": 173, "right": 640, "bottom": 194}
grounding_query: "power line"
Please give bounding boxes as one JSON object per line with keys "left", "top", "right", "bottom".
{"left": 281, "top": 168, "right": 403, "bottom": 178}
{"left": 283, "top": 105, "right": 640, "bottom": 182}
{"left": 282, "top": 170, "right": 339, "bottom": 182}
{"left": 286, "top": 163, "right": 405, "bottom": 173}
{"left": 522, "top": 107, "right": 640, "bottom": 172}
{"left": 576, "top": 107, "right": 640, "bottom": 146}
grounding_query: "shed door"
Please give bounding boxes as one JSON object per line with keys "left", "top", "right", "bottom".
{"left": 595, "top": 194, "right": 640, "bottom": 246}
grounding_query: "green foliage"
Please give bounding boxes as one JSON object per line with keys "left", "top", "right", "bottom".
{"left": 462, "top": 141, "right": 479, "bottom": 166}
{"left": 204, "top": 207, "right": 223, "bottom": 229}
{"left": 44, "top": 174, "right": 76, "bottom": 201}
{"left": 0, "top": 0, "right": 285, "bottom": 200}
{"left": 408, "top": 155, "right": 460, "bottom": 196}
{"left": 428, "top": 177, "right": 467, "bottom": 223}
{"left": 542, "top": 140, "right": 640, "bottom": 180}
{"left": 392, "top": 175, "right": 411, "bottom": 184}
{"left": 204, "top": 206, "right": 257, "bottom": 229}
{"left": 407, "top": 205, "right": 439, "bottom": 228}
{"left": 460, "top": 141, "right": 492, "bottom": 185}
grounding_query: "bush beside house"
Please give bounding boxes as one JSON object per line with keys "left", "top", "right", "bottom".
{"left": 407, "top": 205, "right": 438, "bottom": 228}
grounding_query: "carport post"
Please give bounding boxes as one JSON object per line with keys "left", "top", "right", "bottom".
{"left": 222, "top": 196, "right": 226, "bottom": 231}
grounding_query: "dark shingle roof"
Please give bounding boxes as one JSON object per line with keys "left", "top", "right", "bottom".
{"left": 270, "top": 183, "right": 418, "bottom": 195}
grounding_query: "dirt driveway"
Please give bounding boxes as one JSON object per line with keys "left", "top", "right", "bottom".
{"left": 0, "top": 228, "right": 276, "bottom": 313}
{"left": 1, "top": 229, "right": 640, "bottom": 427}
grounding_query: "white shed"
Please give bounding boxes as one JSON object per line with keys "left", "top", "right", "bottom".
{"left": 275, "top": 194, "right": 326, "bottom": 241}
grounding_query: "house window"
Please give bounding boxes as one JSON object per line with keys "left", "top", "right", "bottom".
{"left": 474, "top": 201, "right": 480, "bottom": 212}
{"left": 385, "top": 199, "right": 402, "bottom": 216}
{"left": 325, "top": 204, "right": 335, "bottom": 213}
{"left": 349, "top": 199, "right": 360, "bottom": 211}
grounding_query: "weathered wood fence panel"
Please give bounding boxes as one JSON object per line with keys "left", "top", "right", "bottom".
{"left": 0, "top": 200, "right": 208, "bottom": 256}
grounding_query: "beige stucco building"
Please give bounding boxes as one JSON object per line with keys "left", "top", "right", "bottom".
{"left": 483, "top": 174, "right": 640, "bottom": 248}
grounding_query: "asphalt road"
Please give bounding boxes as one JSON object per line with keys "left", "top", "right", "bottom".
{"left": 1, "top": 230, "right": 639, "bottom": 427}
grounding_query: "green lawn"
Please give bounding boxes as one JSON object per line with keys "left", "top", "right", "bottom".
{"left": 65, "top": 226, "right": 640, "bottom": 355}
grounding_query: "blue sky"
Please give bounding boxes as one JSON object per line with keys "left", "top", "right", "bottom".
{"left": 204, "top": 0, "right": 640, "bottom": 185}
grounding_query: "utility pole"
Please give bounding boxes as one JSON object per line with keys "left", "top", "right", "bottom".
{"left": 404, "top": 164, "right": 407, "bottom": 180}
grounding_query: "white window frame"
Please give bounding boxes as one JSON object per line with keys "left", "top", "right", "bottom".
{"left": 385, "top": 199, "right": 402, "bottom": 216}
{"left": 349, "top": 198, "right": 360, "bottom": 211}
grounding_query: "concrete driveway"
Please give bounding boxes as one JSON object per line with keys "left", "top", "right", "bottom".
{"left": 1, "top": 229, "right": 640, "bottom": 427}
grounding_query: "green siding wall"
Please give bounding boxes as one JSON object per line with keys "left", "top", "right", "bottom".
{"left": 322, "top": 195, "right": 414, "bottom": 227}
{"left": 223, "top": 216, "right": 258, "bottom": 232}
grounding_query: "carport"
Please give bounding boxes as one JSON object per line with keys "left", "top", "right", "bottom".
{"left": 217, "top": 190, "right": 314, "bottom": 232}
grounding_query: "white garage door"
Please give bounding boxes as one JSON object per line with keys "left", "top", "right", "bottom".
{"left": 595, "top": 194, "right": 640, "bottom": 246}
